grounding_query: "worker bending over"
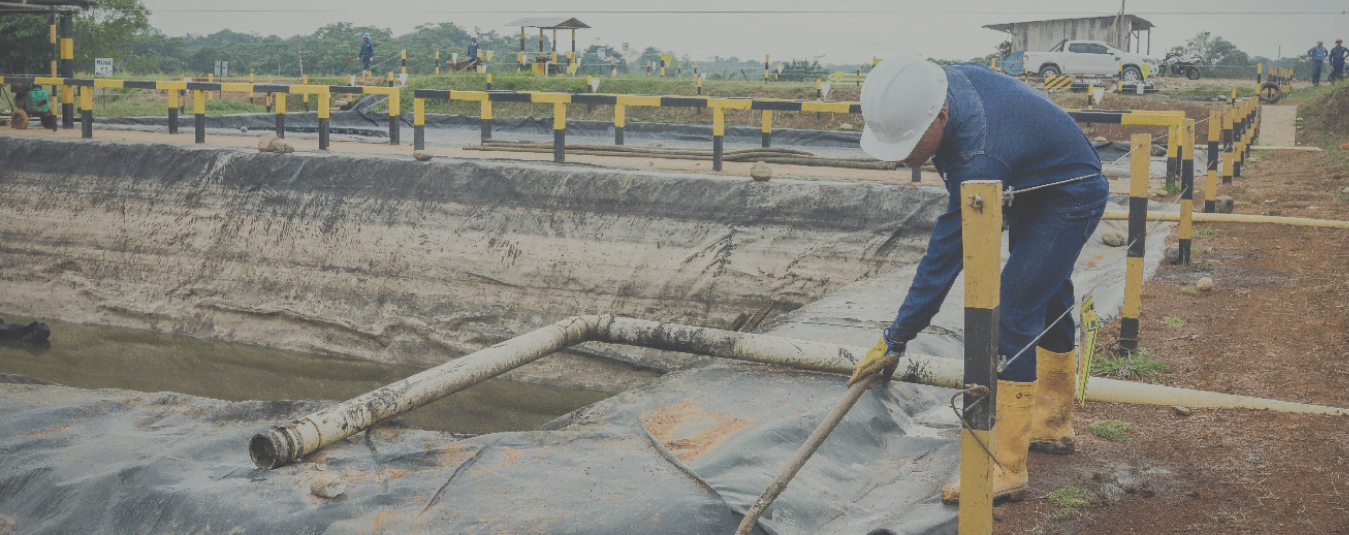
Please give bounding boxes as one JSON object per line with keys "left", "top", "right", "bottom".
{"left": 849, "top": 57, "right": 1108, "bottom": 503}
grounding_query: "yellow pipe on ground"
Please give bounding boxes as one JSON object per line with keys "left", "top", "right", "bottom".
{"left": 1102, "top": 211, "right": 1349, "bottom": 229}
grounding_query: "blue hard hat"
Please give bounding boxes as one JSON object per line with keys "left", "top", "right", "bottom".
{"left": 362, "top": 32, "right": 371, "bottom": 39}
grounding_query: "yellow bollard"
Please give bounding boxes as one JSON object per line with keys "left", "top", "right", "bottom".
{"left": 957, "top": 180, "right": 1002, "bottom": 535}
{"left": 1118, "top": 134, "right": 1150, "bottom": 352}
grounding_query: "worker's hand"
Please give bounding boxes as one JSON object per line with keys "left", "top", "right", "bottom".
{"left": 848, "top": 337, "right": 904, "bottom": 387}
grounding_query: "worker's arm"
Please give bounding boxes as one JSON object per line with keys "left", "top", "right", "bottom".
{"left": 885, "top": 154, "right": 1011, "bottom": 346}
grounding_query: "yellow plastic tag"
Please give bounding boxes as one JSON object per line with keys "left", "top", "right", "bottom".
{"left": 1076, "top": 295, "right": 1099, "bottom": 406}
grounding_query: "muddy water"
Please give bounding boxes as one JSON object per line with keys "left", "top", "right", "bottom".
{"left": 0, "top": 315, "right": 610, "bottom": 434}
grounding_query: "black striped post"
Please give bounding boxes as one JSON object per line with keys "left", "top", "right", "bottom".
{"left": 274, "top": 91, "right": 285, "bottom": 138}
{"left": 1221, "top": 110, "right": 1234, "bottom": 184}
{"left": 413, "top": 97, "right": 425, "bottom": 150}
{"left": 78, "top": 86, "right": 92, "bottom": 139}
{"left": 1119, "top": 134, "right": 1149, "bottom": 353}
{"left": 193, "top": 89, "right": 205, "bottom": 144}
{"left": 958, "top": 179, "right": 1001, "bottom": 534}
{"left": 553, "top": 102, "right": 566, "bottom": 163}
{"left": 167, "top": 89, "right": 179, "bottom": 135}
{"left": 712, "top": 106, "right": 725, "bottom": 171}
{"left": 318, "top": 91, "right": 330, "bottom": 150}
{"left": 481, "top": 100, "right": 492, "bottom": 142}
{"left": 388, "top": 91, "right": 400, "bottom": 145}
{"left": 59, "top": 12, "right": 73, "bottom": 129}
{"left": 1205, "top": 111, "right": 1219, "bottom": 212}
{"left": 1233, "top": 102, "right": 1245, "bottom": 178}
{"left": 614, "top": 104, "right": 625, "bottom": 145}
{"left": 1179, "top": 119, "right": 1195, "bottom": 266}
{"left": 761, "top": 110, "right": 772, "bottom": 148}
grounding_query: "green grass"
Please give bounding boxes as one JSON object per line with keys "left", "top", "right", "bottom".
{"left": 1046, "top": 486, "right": 1096, "bottom": 519}
{"left": 1092, "top": 347, "right": 1169, "bottom": 382}
{"left": 1088, "top": 419, "right": 1134, "bottom": 442}
{"left": 1193, "top": 225, "right": 1218, "bottom": 238}
{"left": 1179, "top": 286, "right": 1199, "bottom": 294}
{"left": 1162, "top": 316, "right": 1188, "bottom": 328}
{"left": 1193, "top": 245, "right": 1213, "bottom": 254}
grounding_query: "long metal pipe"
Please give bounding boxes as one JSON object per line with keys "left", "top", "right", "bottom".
{"left": 249, "top": 315, "right": 1348, "bottom": 470}
{"left": 1103, "top": 210, "right": 1349, "bottom": 229}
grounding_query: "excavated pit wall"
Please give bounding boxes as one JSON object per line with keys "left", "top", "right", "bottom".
{"left": 0, "top": 137, "right": 945, "bottom": 390}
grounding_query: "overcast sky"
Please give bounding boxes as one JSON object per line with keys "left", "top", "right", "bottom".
{"left": 141, "top": 0, "right": 1349, "bottom": 63}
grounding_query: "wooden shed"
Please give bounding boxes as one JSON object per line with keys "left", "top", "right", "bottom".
{"left": 984, "top": 15, "right": 1154, "bottom": 54}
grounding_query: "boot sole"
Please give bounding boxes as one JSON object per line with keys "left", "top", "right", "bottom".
{"left": 1029, "top": 441, "right": 1075, "bottom": 455}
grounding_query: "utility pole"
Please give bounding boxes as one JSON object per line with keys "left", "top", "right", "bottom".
{"left": 296, "top": 35, "right": 304, "bottom": 78}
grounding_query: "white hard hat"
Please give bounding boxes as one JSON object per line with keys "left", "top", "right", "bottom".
{"left": 860, "top": 57, "right": 949, "bottom": 161}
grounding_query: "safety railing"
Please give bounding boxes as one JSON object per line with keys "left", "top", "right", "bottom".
{"left": 0, "top": 75, "right": 403, "bottom": 150}
{"left": 411, "top": 89, "right": 860, "bottom": 170}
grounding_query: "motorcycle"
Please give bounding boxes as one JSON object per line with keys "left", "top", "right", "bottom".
{"left": 1163, "top": 52, "right": 1203, "bottom": 80}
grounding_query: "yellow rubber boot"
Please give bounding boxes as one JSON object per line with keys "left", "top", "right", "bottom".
{"left": 941, "top": 379, "right": 1034, "bottom": 504}
{"left": 1030, "top": 347, "right": 1077, "bottom": 454}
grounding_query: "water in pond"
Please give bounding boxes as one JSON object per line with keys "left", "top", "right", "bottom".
{"left": 0, "top": 314, "right": 611, "bottom": 434}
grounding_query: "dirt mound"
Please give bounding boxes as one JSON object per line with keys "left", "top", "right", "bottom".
{"left": 1300, "top": 83, "right": 1349, "bottom": 143}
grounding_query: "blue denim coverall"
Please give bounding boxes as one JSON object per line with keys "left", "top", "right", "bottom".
{"left": 1310, "top": 45, "right": 1329, "bottom": 85}
{"left": 884, "top": 63, "right": 1109, "bottom": 382}
{"left": 360, "top": 41, "right": 376, "bottom": 71}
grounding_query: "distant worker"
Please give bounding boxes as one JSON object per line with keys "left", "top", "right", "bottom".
{"left": 467, "top": 36, "right": 481, "bottom": 68}
{"left": 1309, "top": 40, "right": 1329, "bottom": 86}
{"left": 359, "top": 32, "right": 376, "bottom": 73}
{"left": 1330, "top": 39, "right": 1347, "bottom": 84}
{"left": 849, "top": 57, "right": 1107, "bottom": 504}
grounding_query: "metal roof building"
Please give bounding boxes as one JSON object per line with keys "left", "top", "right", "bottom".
{"left": 984, "top": 15, "right": 1155, "bottom": 54}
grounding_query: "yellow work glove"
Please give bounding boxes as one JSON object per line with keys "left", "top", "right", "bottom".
{"left": 848, "top": 337, "right": 904, "bottom": 387}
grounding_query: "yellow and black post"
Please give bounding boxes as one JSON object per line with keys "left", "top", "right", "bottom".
{"left": 59, "top": 12, "right": 74, "bottom": 128}
{"left": 401, "top": 49, "right": 407, "bottom": 76}
{"left": 481, "top": 99, "right": 492, "bottom": 142}
{"left": 553, "top": 101, "right": 566, "bottom": 162}
{"left": 1118, "top": 133, "right": 1150, "bottom": 352}
{"left": 386, "top": 71, "right": 394, "bottom": 87}
{"left": 435, "top": 51, "right": 440, "bottom": 75}
{"left": 764, "top": 54, "right": 770, "bottom": 82}
{"left": 1165, "top": 125, "right": 1179, "bottom": 191}
{"left": 192, "top": 88, "right": 206, "bottom": 143}
{"left": 1221, "top": 108, "right": 1234, "bottom": 184}
{"left": 318, "top": 90, "right": 331, "bottom": 150}
{"left": 48, "top": 11, "right": 57, "bottom": 78}
{"left": 413, "top": 97, "right": 425, "bottom": 150}
{"left": 761, "top": 109, "right": 772, "bottom": 148}
{"left": 958, "top": 179, "right": 1001, "bottom": 535}
{"left": 614, "top": 103, "right": 625, "bottom": 145}
{"left": 713, "top": 105, "right": 726, "bottom": 171}
{"left": 1178, "top": 119, "right": 1195, "bottom": 265}
{"left": 486, "top": 73, "right": 492, "bottom": 91}
{"left": 1205, "top": 111, "right": 1219, "bottom": 212}
{"left": 697, "top": 75, "right": 703, "bottom": 96}
{"left": 387, "top": 89, "right": 400, "bottom": 145}
{"left": 166, "top": 85, "right": 179, "bottom": 135}
{"left": 273, "top": 86, "right": 286, "bottom": 138}
{"left": 78, "top": 84, "right": 93, "bottom": 139}
{"left": 1233, "top": 101, "right": 1245, "bottom": 178}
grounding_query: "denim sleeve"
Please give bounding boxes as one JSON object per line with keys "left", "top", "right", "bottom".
{"left": 886, "top": 154, "right": 1011, "bottom": 345}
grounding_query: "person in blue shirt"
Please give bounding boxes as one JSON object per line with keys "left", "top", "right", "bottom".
{"left": 359, "top": 32, "right": 376, "bottom": 73}
{"left": 1309, "top": 40, "right": 1329, "bottom": 86}
{"left": 851, "top": 57, "right": 1108, "bottom": 504}
{"left": 466, "top": 36, "right": 481, "bottom": 69}
{"left": 1330, "top": 39, "right": 1347, "bottom": 84}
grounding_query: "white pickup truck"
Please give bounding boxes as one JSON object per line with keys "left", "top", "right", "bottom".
{"left": 1022, "top": 40, "right": 1157, "bottom": 82}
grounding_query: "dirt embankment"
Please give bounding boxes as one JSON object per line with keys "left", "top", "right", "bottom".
{"left": 998, "top": 148, "right": 1349, "bottom": 534}
{"left": 0, "top": 136, "right": 946, "bottom": 391}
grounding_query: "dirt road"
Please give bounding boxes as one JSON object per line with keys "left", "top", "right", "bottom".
{"left": 1258, "top": 105, "right": 1299, "bottom": 147}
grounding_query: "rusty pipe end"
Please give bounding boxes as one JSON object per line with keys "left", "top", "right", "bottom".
{"left": 250, "top": 426, "right": 301, "bottom": 470}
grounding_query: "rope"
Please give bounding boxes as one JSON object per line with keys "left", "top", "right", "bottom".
{"left": 948, "top": 385, "right": 1005, "bottom": 473}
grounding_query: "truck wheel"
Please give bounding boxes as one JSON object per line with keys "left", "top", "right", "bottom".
{"left": 10, "top": 109, "right": 28, "bottom": 130}
{"left": 1185, "top": 67, "right": 1201, "bottom": 80}
{"left": 1121, "top": 66, "right": 1143, "bottom": 82}
{"left": 1038, "top": 65, "right": 1060, "bottom": 78}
